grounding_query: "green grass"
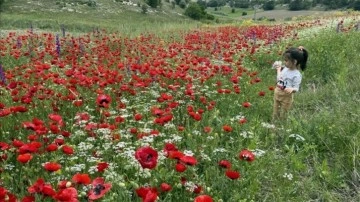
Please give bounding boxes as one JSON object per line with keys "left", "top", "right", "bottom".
{"left": 0, "top": 0, "right": 198, "bottom": 34}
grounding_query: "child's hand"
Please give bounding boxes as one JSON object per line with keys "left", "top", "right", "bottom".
{"left": 272, "top": 61, "right": 282, "bottom": 69}
{"left": 284, "top": 88, "right": 295, "bottom": 94}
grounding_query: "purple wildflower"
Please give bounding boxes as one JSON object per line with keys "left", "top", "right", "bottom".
{"left": 0, "top": 64, "right": 6, "bottom": 85}
{"left": 56, "top": 34, "right": 61, "bottom": 57}
{"left": 17, "top": 37, "right": 22, "bottom": 49}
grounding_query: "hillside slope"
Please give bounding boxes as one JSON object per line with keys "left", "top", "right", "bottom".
{"left": 0, "top": 0, "right": 195, "bottom": 33}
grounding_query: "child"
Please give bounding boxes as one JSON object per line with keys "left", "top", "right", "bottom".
{"left": 272, "top": 46, "right": 308, "bottom": 120}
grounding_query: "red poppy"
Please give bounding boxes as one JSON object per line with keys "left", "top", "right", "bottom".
{"left": 258, "top": 91, "right": 266, "bottom": 96}
{"left": 222, "top": 125, "right": 233, "bottom": 132}
{"left": 53, "top": 187, "right": 78, "bottom": 202}
{"left": 218, "top": 160, "right": 231, "bottom": 169}
{"left": 43, "top": 162, "right": 61, "bottom": 172}
{"left": 62, "top": 145, "right": 74, "bottom": 155}
{"left": 163, "top": 143, "right": 178, "bottom": 156}
{"left": 96, "top": 94, "right": 111, "bottom": 108}
{"left": 239, "top": 118, "right": 247, "bottom": 124}
{"left": 268, "top": 86, "right": 275, "bottom": 91}
{"left": 239, "top": 149, "right": 255, "bottom": 162}
{"left": 88, "top": 177, "right": 112, "bottom": 200}
{"left": 45, "top": 144, "right": 58, "bottom": 153}
{"left": 203, "top": 126, "right": 212, "bottom": 133}
{"left": 72, "top": 173, "right": 91, "bottom": 185}
{"left": 160, "top": 183, "right": 172, "bottom": 192}
{"left": 28, "top": 178, "right": 56, "bottom": 197}
{"left": 17, "top": 153, "right": 33, "bottom": 163}
{"left": 168, "top": 150, "right": 184, "bottom": 160}
{"left": 225, "top": 170, "right": 240, "bottom": 180}
{"left": 135, "top": 187, "right": 158, "bottom": 202}
{"left": 0, "top": 187, "right": 17, "bottom": 202}
{"left": 135, "top": 146, "right": 158, "bottom": 169}
{"left": 242, "top": 102, "right": 251, "bottom": 108}
{"left": 96, "top": 162, "right": 109, "bottom": 172}
{"left": 21, "top": 196, "right": 35, "bottom": 202}
{"left": 193, "top": 184, "right": 202, "bottom": 194}
{"left": 175, "top": 163, "right": 187, "bottom": 172}
{"left": 180, "top": 155, "right": 197, "bottom": 166}
{"left": 134, "top": 113, "right": 142, "bottom": 121}
{"left": 194, "top": 195, "right": 213, "bottom": 202}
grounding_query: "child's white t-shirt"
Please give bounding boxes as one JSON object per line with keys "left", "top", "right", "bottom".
{"left": 276, "top": 67, "right": 302, "bottom": 91}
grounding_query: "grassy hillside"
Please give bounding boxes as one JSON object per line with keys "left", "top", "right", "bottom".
{"left": 0, "top": 0, "right": 199, "bottom": 34}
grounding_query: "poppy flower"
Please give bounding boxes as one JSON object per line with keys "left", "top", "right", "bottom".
{"left": 175, "top": 163, "right": 187, "bottom": 172}
{"left": 225, "top": 170, "right": 240, "bottom": 180}
{"left": 194, "top": 195, "right": 213, "bottom": 202}
{"left": 239, "top": 149, "right": 255, "bottom": 162}
{"left": 43, "top": 162, "right": 61, "bottom": 172}
{"left": 46, "top": 143, "right": 58, "bottom": 152}
{"left": 242, "top": 102, "right": 251, "bottom": 108}
{"left": 134, "top": 113, "right": 142, "bottom": 121}
{"left": 96, "top": 162, "right": 109, "bottom": 172}
{"left": 180, "top": 155, "right": 197, "bottom": 166}
{"left": 239, "top": 118, "right": 247, "bottom": 124}
{"left": 28, "top": 178, "right": 56, "bottom": 196}
{"left": 135, "top": 186, "right": 158, "bottom": 202}
{"left": 203, "top": 126, "right": 212, "bottom": 133}
{"left": 218, "top": 160, "right": 231, "bottom": 169}
{"left": 53, "top": 187, "right": 78, "bottom": 202}
{"left": 17, "top": 153, "right": 33, "bottom": 163}
{"left": 62, "top": 145, "right": 74, "bottom": 155}
{"left": 222, "top": 125, "right": 233, "bottom": 132}
{"left": 96, "top": 94, "right": 111, "bottom": 108}
{"left": 135, "top": 146, "right": 158, "bottom": 169}
{"left": 72, "top": 173, "right": 91, "bottom": 185}
{"left": 160, "top": 183, "right": 172, "bottom": 192}
{"left": 88, "top": 177, "right": 112, "bottom": 200}
{"left": 258, "top": 91, "right": 266, "bottom": 96}
{"left": 163, "top": 143, "right": 178, "bottom": 156}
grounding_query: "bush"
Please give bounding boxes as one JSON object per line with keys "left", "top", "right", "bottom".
{"left": 179, "top": 0, "right": 186, "bottom": 9}
{"left": 141, "top": 4, "right": 148, "bottom": 14}
{"left": 242, "top": 11, "right": 247, "bottom": 16}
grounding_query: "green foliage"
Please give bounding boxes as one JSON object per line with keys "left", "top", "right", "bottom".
{"left": 141, "top": 4, "right": 148, "bottom": 13}
{"left": 179, "top": 0, "right": 186, "bottom": 9}
{"left": 263, "top": 0, "right": 275, "bottom": 11}
{"left": 354, "top": 0, "right": 360, "bottom": 10}
{"left": 147, "top": 0, "right": 161, "bottom": 8}
{"left": 233, "top": 0, "right": 250, "bottom": 8}
{"left": 184, "top": 2, "right": 214, "bottom": 20}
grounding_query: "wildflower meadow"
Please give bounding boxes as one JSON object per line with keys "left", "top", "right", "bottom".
{"left": 0, "top": 12, "right": 360, "bottom": 202}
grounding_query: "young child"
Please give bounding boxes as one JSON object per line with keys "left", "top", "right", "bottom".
{"left": 272, "top": 46, "right": 308, "bottom": 120}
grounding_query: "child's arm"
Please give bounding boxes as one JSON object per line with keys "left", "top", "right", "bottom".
{"left": 285, "top": 75, "right": 302, "bottom": 94}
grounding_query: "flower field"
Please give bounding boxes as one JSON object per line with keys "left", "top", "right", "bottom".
{"left": 0, "top": 14, "right": 360, "bottom": 202}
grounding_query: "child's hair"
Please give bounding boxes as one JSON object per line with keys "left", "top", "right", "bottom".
{"left": 283, "top": 47, "right": 308, "bottom": 71}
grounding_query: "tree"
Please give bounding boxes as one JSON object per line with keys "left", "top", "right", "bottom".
{"left": 0, "top": 0, "right": 4, "bottom": 11}
{"left": 263, "top": 0, "right": 275, "bottom": 10}
{"left": 233, "top": 0, "right": 250, "bottom": 8}
{"left": 184, "top": 2, "right": 214, "bottom": 20}
{"left": 184, "top": 2, "right": 204, "bottom": 20}
{"left": 289, "top": 0, "right": 304, "bottom": 10}
{"left": 147, "top": 0, "right": 161, "bottom": 8}
{"left": 354, "top": 0, "right": 360, "bottom": 10}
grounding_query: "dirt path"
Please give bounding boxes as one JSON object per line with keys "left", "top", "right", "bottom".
{"left": 240, "top": 10, "right": 336, "bottom": 21}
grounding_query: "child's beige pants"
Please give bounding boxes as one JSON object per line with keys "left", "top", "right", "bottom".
{"left": 272, "top": 87, "right": 294, "bottom": 120}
